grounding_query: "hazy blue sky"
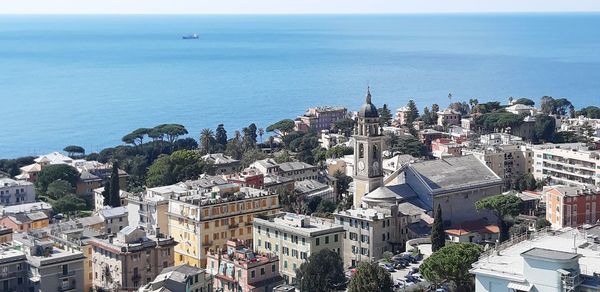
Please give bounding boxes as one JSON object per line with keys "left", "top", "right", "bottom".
{"left": 2, "top": 0, "right": 600, "bottom": 14}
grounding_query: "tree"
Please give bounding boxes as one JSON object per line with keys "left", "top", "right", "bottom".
{"left": 421, "top": 107, "right": 433, "bottom": 125}
{"left": 46, "top": 179, "right": 73, "bottom": 201}
{"left": 241, "top": 149, "right": 267, "bottom": 168}
{"left": 200, "top": 128, "right": 216, "bottom": 154}
{"left": 348, "top": 261, "right": 393, "bottom": 292}
{"left": 420, "top": 243, "right": 482, "bottom": 291}
{"left": 514, "top": 98, "right": 535, "bottom": 106}
{"left": 431, "top": 103, "right": 440, "bottom": 122}
{"left": 333, "top": 170, "right": 352, "bottom": 197}
{"left": 52, "top": 194, "right": 87, "bottom": 218}
{"left": 535, "top": 218, "right": 551, "bottom": 230}
{"left": 326, "top": 145, "right": 353, "bottom": 159}
{"left": 108, "top": 161, "right": 121, "bottom": 207}
{"left": 378, "top": 104, "right": 392, "bottom": 126}
{"left": 554, "top": 98, "right": 573, "bottom": 116}
{"left": 533, "top": 115, "right": 556, "bottom": 143}
{"left": 266, "top": 119, "right": 295, "bottom": 138}
{"left": 431, "top": 205, "right": 445, "bottom": 252}
{"left": 333, "top": 118, "right": 356, "bottom": 137}
{"left": 157, "top": 124, "right": 188, "bottom": 145}
{"left": 469, "top": 99, "right": 479, "bottom": 113}
{"left": 63, "top": 145, "right": 85, "bottom": 157}
{"left": 577, "top": 106, "right": 600, "bottom": 119}
{"left": 405, "top": 100, "right": 419, "bottom": 124}
{"left": 146, "top": 155, "right": 173, "bottom": 187}
{"left": 35, "top": 164, "right": 80, "bottom": 194}
{"left": 385, "top": 134, "right": 427, "bottom": 158}
{"left": 296, "top": 249, "right": 346, "bottom": 292}
{"left": 215, "top": 124, "right": 228, "bottom": 147}
{"left": 258, "top": 128, "right": 265, "bottom": 143}
{"left": 540, "top": 96, "right": 556, "bottom": 115}
{"left": 450, "top": 101, "right": 470, "bottom": 116}
{"left": 476, "top": 194, "right": 523, "bottom": 242}
{"left": 515, "top": 173, "right": 537, "bottom": 191}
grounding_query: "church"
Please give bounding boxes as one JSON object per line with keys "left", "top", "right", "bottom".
{"left": 335, "top": 88, "right": 503, "bottom": 267}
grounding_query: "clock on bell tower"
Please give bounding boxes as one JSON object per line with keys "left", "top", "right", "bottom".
{"left": 352, "top": 87, "right": 384, "bottom": 208}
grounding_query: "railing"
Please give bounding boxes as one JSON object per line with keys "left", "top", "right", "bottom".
{"left": 58, "top": 270, "right": 76, "bottom": 278}
{"left": 479, "top": 227, "right": 551, "bottom": 259}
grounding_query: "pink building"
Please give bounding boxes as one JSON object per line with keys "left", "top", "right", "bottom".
{"left": 431, "top": 138, "right": 463, "bottom": 158}
{"left": 294, "top": 106, "right": 347, "bottom": 133}
{"left": 207, "top": 239, "right": 284, "bottom": 292}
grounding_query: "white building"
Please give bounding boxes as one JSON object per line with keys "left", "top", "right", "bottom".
{"left": 471, "top": 227, "right": 600, "bottom": 292}
{"left": 126, "top": 191, "right": 169, "bottom": 236}
{"left": 0, "top": 177, "right": 35, "bottom": 206}
{"left": 530, "top": 143, "right": 600, "bottom": 187}
{"left": 98, "top": 206, "right": 129, "bottom": 235}
{"left": 505, "top": 104, "right": 538, "bottom": 116}
{"left": 253, "top": 213, "right": 344, "bottom": 283}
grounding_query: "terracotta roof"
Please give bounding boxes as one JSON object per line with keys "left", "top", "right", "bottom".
{"left": 445, "top": 220, "right": 499, "bottom": 236}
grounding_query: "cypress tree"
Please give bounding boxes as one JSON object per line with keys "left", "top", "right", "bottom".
{"left": 431, "top": 204, "right": 445, "bottom": 252}
{"left": 109, "top": 161, "right": 121, "bottom": 207}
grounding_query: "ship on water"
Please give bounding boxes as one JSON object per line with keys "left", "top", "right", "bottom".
{"left": 182, "top": 33, "right": 199, "bottom": 39}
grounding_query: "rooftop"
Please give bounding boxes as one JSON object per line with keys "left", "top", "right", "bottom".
{"left": 294, "top": 179, "right": 329, "bottom": 194}
{"left": 0, "top": 177, "right": 33, "bottom": 187}
{"left": 278, "top": 161, "right": 316, "bottom": 172}
{"left": 521, "top": 247, "right": 579, "bottom": 261}
{"left": 201, "top": 153, "right": 239, "bottom": 165}
{"left": 98, "top": 206, "right": 128, "bottom": 218}
{"left": 254, "top": 213, "right": 344, "bottom": 237}
{"left": 408, "top": 155, "right": 502, "bottom": 193}
{"left": 471, "top": 228, "right": 600, "bottom": 280}
{"left": 335, "top": 207, "right": 392, "bottom": 221}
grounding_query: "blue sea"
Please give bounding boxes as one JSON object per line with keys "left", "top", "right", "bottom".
{"left": 1, "top": 14, "right": 599, "bottom": 158}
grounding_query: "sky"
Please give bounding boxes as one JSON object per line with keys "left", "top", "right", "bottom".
{"left": 2, "top": 0, "right": 600, "bottom": 14}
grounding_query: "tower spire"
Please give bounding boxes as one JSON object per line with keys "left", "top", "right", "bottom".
{"left": 366, "top": 86, "right": 372, "bottom": 104}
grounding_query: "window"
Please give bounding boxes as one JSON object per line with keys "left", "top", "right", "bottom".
{"left": 272, "top": 264, "right": 276, "bottom": 272}
{"left": 260, "top": 268, "right": 265, "bottom": 275}
{"left": 62, "top": 264, "right": 68, "bottom": 275}
{"left": 251, "top": 270, "right": 255, "bottom": 278}
{"left": 325, "top": 236, "right": 329, "bottom": 244}
{"left": 316, "top": 238, "right": 320, "bottom": 246}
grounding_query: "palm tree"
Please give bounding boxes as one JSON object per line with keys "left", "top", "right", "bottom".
{"left": 258, "top": 128, "right": 264, "bottom": 143}
{"left": 199, "top": 128, "right": 215, "bottom": 154}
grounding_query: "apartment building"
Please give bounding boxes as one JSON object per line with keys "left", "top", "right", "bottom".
{"left": 0, "top": 211, "right": 49, "bottom": 233}
{"left": 89, "top": 227, "right": 177, "bottom": 291}
{"left": 531, "top": 143, "right": 600, "bottom": 187}
{"left": 14, "top": 232, "right": 86, "bottom": 292}
{"left": 436, "top": 107, "right": 461, "bottom": 126}
{"left": 0, "top": 246, "right": 28, "bottom": 292}
{"left": 207, "top": 239, "right": 283, "bottom": 292}
{"left": 545, "top": 185, "right": 600, "bottom": 229}
{"left": 471, "top": 227, "right": 600, "bottom": 292}
{"left": 126, "top": 192, "right": 169, "bottom": 236}
{"left": 334, "top": 206, "right": 401, "bottom": 268}
{"left": 93, "top": 187, "right": 131, "bottom": 212}
{"left": 168, "top": 186, "right": 281, "bottom": 268}
{"left": 294, "top": 106, "right": 347, "bottom": 133}
{"left": 463, "top": 144, "right": 533, "bottom": 188}
{"left": 202, "top": 153, "right": 241, "bottom": 175}
{"left": 253, "top": 213, "right": 344, "bottom": 283}
{"left": 98, "top": 206, "right": 129, "bottom": 235}
{"left": 0, "top": 177, "right": 35, "bottom": 206}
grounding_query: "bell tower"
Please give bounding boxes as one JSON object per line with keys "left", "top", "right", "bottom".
{"left": 353, "top": 87, "right": 384, "bottom": 207}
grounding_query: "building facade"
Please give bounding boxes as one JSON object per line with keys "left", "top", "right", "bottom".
{"left": 89, "top": 227, "right": 177, "bottom": 291}
{"left": 294, "top": 106, "right": 347, "bottom": 133}
{"left": 545, "top": 185, "right": 600, "bottom": 229}
{"left": 0, "top": 178, "right": 35, "bottom": 206}
{"left": 253, "top": 213, "right": 344, "bottom": 284}
{"left": 168, "top": 186, "right": 281, "bottom": 268}
{"left": 531, "top": 144, "right": 600, "bottom": 187}
{"left": 207, "top": 239, "right": 283, "bottom": 292}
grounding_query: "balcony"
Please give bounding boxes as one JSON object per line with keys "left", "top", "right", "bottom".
{"left": 58, "top": 270, "right": 76, "bottom": 278}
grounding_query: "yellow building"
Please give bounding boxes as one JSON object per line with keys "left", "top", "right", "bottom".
{"left": 168, "top": 186, "right": 280, "bottom": 268}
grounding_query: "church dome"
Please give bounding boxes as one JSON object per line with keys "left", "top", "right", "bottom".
{"left": 361, "top": 186, "right": 397, "bottom": 207}
{"left": 358, "top": 87, "right": 379, "bottom": 118}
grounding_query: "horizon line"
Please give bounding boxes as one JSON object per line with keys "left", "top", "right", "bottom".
{"left": 2, "top": 11, "right": 600, "bottom": 16}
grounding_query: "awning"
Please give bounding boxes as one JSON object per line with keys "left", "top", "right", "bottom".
{"left": 507, "top": 281, "right": 533, "bottom": 291}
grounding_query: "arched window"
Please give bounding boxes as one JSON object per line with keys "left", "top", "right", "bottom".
{"left": 359, "top": 144, "right": 364, "bottom": 158}
{"left": 373, "top": 145, "right": 378, "bottom": 159}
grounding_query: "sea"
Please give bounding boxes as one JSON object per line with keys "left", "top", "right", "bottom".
{"left": 1, "top": 14, "right": 599, "bottom": 158}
